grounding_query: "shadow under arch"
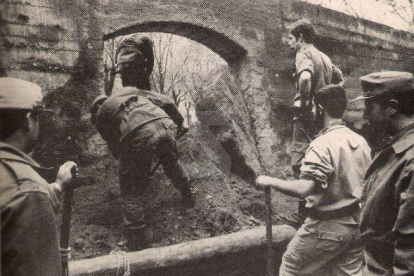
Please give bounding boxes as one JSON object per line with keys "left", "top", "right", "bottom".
{"left": 103, "top": 21, "right": 248, "bottom": 66}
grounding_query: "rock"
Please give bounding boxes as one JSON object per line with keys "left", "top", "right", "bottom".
{"left": 106, "top": 188, "right": 119, "bottom": 200}
{"left": 74, "top": 238, "right": 85, "bottom": 250}
{"left": 193, "top": 230, "right": 211, "bottom": 238}
{"left": 233, "top": 225, "right": 241, "bottom": 232}
{"left": 94, "top": 232, "right": 109, "bottom": 240}
{"left": 247, "top": 216, "right": 261, "bottom": 226}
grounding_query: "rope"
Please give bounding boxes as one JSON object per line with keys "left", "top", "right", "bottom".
{"left": 110, "top": 250, "right": 131, "bottom": 276}
{"left": 60, "top": 247, "right": 72, "bottom": 261}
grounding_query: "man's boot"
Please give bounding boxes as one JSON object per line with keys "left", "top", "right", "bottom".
{"left": 278, "top": 200, "right": 307, "bottom": 230}
{"left": 180, "top": 186, "right": 195, "bottom": 209}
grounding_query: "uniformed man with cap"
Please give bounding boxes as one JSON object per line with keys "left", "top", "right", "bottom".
{"left": 352, "top": 71, "right": 414, "bottom": 276}
{"left": 0, "top": 77, "right": 77, "bottom": 276}
{"left": 90, "top": 34, "right": 194, "bottom": 250}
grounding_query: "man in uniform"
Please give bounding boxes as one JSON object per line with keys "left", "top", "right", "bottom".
{"left": 353, "top": 71, "right": 414, "bottom": 275}
{"left": 0, "top": 77, "right": 77, "bottom": 276}
{"left": 284, "top": 19, "right": 345, "bottom": 229}
{"left": 256, "top": 84, "right": 371, "bottom": 275}
{"left": 91, "top": 35, "right": 194, "bottom": 250}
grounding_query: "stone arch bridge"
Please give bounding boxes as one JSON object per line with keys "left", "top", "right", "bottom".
{"left": 2, "top": 0, "right": 414, "bottom": 172}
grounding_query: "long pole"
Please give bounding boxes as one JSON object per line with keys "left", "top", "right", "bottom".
{"left": 60, "top": 169, "right": 77, "bottom": 276}
{"left": 265, "top": 186, "right": 273, "bottom": 276}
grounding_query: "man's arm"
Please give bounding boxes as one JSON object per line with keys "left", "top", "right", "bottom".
{"left": 332, "top": 65, "right": 345, "bottom": 87}
{"left": 256, "top": 143, "right": 333, "bottom": 198}
{"left": 298, "top": 71, "right": 312, "bottom": 111}
{"left": 393, "top": 167, "right": 414, "bottom": 275}
{"left": 140, "top": 90, "right": 184, "bottom": 127}
{"left": 256, "top": 176, "right": 316, "bottom": 199}
{"left": 47, "top": 161, "right": 77, "bottom": 214}
{"left": 295, "top": 50, "right": 313, "bottom": 112}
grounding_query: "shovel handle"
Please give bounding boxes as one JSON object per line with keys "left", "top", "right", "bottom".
{"left": 60, "top": 167, "right": 77, "bottom": 276}
{"left": 60, "top": 187, "right": 74, "bottom": 276}
{"left": 265, "top": 186, "right": 273, "bottom": 276}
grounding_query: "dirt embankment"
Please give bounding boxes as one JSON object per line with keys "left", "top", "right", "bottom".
{"left": 33, "top": 68, "right": 297, "bottom": 260}
{"left": 48, "top": 127, "right": 294, "bottom": 260}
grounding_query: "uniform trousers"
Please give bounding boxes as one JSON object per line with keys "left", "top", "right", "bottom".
{"left": 118, "top": 118, "right": 190, "bottom": 233}
{"left": 280, "top": 219, "right": 364, "bottom": 276}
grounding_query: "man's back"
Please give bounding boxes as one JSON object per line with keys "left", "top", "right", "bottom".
{"left": 95, "top": 87, "right": 178, "bottom": 157}
{"left": 301, "top": 123, "right": 372, "bottom": 214}
{"left": 0, "top": 143, "right": 61, "bottom": 276}
{"left": 360, "top": 124, "right": 414, "bottom": 273}
{"left": 295, "top": 44, "right": 334, "bottom": 96}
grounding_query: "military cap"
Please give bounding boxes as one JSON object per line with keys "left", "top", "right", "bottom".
{"left": 352, "top": 71, "right": 414, "bottom": 102}
{"left": 0, "top": 77, "right": 49, "bottom": 111}
{"left": 90, "top": 94, "right": 108, "bottom": 112}
{"left": 116, "top": 34, "right": 154, "bottom": 74}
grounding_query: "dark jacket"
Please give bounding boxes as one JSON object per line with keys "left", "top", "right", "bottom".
{"left": 1, "top": 142, "right": 62, "bottom": 276}
{"left": 360, "top": 123, "right": 414, "bottom": 276}
{"left": 96, "top": 87, "right": 184, "bottom": 158}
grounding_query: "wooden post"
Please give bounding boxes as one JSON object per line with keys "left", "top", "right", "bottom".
{"left": 60, "top": 187, "right": 74, "bottom": 276}
{"left": 265, "top": 186, "right": 273, "bottom": 276}
{"left": 61, "top": 167, "right": 78, "bottom": 276}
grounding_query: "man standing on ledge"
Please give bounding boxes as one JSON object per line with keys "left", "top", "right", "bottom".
{"left": 353, "top": 71, "right": 414, "bottom": 276}
{"left": 257, "top": 84, "right": 371, "bottom": 275}
{"left": 284, "top": 19, "right": 344, "bottom": 229}
{"left": 0, "top": 77, "right": 77, "bottom": 276}
{"left": 91, "top": 35, "right": 194, "bottom": 251}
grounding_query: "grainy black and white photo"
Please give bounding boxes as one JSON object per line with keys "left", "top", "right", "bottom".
{"left": 1, "top": 0, "right": 414, "bottom": 275}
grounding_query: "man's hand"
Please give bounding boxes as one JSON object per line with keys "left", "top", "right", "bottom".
{"left": 255, "top": 175, "right": 275, "bottom": 188}
{"left": 56, "top": 161, "right": 78, "bottom": 191}
{"left": 177, "top": 122, "right": 189, "bottom": 138}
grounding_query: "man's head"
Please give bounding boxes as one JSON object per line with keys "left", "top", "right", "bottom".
{"left": 315, "top": 84, "right": 347, "bottom": 119}
{"left": 0, "top": 77, "right": 50, "bottom": 151}
{"left": 116, "top": 34, "right": 154, "bottom": 90}
{"left": 288, "top": 19, "right": 315, "bottom": 52}
{"left": 353, "top": 71, "right": 414, "bottom": 132}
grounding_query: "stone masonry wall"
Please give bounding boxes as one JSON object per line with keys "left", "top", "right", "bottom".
{"left": 2, "top": 0, "right": 414, "bottom": 171}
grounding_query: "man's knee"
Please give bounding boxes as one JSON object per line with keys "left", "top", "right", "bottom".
{"left": 163, "top": 159, "right": 190, "bottom": 185}
{"left": 121, "top": 196, "right": 145, "bottom": 229}
{"left": 280, "top": 251, "right": 304, "bottom": 276}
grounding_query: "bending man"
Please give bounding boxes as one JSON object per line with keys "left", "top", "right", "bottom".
{"left": 91, "top": 35, "right": 194, "bottom": 250}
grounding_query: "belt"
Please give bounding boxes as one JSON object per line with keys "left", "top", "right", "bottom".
{"left": 306, "top": 203, "right": 359, "bottom": 220}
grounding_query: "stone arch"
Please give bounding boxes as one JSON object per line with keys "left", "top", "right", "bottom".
{"left": 103, "top": 20, "right": 248, "bottom": 66}
{"left": 103, "top": 19, "right": 276, "bottom": 174}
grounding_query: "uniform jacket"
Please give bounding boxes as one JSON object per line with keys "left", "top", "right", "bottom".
{"left": 293, "top": 44, "right": 343, "bottom": 125}
{"left": 360, "top": 123, "right": 414, "bottom": 276}
{"left": 0, "top": 142, "right": 62, "bottom": 276}
{"left": 96, "top": 87, "right": 184, "bottom": 158}
{"left": 300, "top": 122, "right": 372, "bottom": 222}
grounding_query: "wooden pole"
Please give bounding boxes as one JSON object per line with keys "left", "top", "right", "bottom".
{"left": 60, "top": 187, "right": 74, "bottom": 276}
{"left": 265, "top": 186, "right": 273, "bottom": 276}
{"left": 69, "top": 225, "right": 296, "bottom": 276}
